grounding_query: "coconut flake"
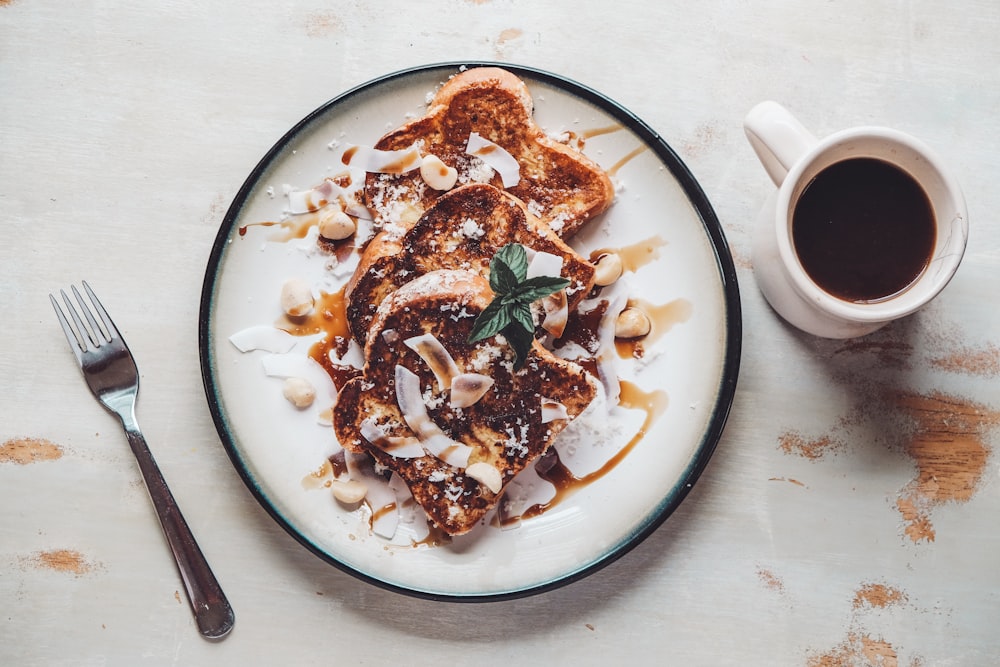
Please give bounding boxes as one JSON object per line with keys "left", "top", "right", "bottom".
{"left": 229, "top": 326, "right": 296, "bottom": 353}
{"left": 284, "top": 176, "right": 369, "bottom": 218}
{"left": 344, "top": 144, "right": 423, "bottom": 174}
{"left": 496, "top": 464, "right": 555, "bottom": 530}
{"left": 261, "top": 353, "right": 319, "bottom": 379}
{"left": 525, "top": 251, "right": 569, "bottom": 337}
{"left": 390, "top": 473, "right": 429, "bottom": 542}
{"left": 260, "top": 354, "right": 337, "bottom": 412}
{"left": 404, "top": 333, "right": 460, "bottom": 391}
{"left": 333, "top": 169, "right": 373, "bottom": 219}
{"left": 450, "top": 373, "right": 495, "bottom": 408}
{"left": 360, "top": 418, "right": 425, "bottom": 459}
{"left": 541, "top": 397, "right": 569, "bottom": 423}
{"left": 465, "top": 132, "right": 520, "bottom": 187}
{"left": 540, "top": 289, "right": 569, "bottom": 338}
{"left": 344, "top": 451, "right": 399, "bottom": 538}
{"left": 287, "top": 179, "right": 336, "bottom": 214}
{"left": 394, "top": 365, "right": 425, "bottom": 418}
{"left": 465, "top": 461, "right": 503, "bottom": 494}
{"left": 526, "top": 251, "right": 563, "bottom": 280}
{"left": 394, "top": 365, "right": 473, "bottom": 468}
{"left": 590, "top": 281, "right": 629, "bottom": 407}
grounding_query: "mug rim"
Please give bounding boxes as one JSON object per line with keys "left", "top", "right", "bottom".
{"left": 773, "top": 125, "right": 969, "bottom": 323}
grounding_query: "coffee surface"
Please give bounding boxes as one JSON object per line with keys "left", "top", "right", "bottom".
{"left": 792, "top": 157, "right": 935, "bottom": 303}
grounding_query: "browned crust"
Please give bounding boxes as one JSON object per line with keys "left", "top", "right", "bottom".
{"left": 345, "top": 183, "right": 595, "bottom": 344}
{"left": 364, "top": 67, "right": 615, "bottom": 239}
{"left": 333, "top": 270, "right": 598, "bottom": 535}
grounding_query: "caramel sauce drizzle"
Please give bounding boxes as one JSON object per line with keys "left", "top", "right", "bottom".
{"left": 341, "top": 145, "right": 360, "bottom": 165}
{"left": 607, "top": 145, "right": 648, "bottom": 178}
{"left": 370, "top": 502, "right": 398, "bottom": 525}
{"left": 275, "top": 285, "right": 355, "bottom": 386}
{"left": 410, "top": 521, "right": 453, "bottom": 549}
{"left": 563, "top": 123, "right": 624, "bottom": 150}
{"left": 302, "top": 459, "right": 334, "bottom": 490}
{"left": 615, "top": 297, "right": 692, "bottom": 359}
{"left": 239, "top": 213, "right": 319, "bottom": 242}
{"left": 582, "top": 123, "right": 624, "bottom": 140}
{"left": 590, "top": 235, "right": 667, "bottom": 274}
{"left": 381, "top": 152, "right": 421, "bottom": 174}
{"left": 317, "top": 233, "right": 361, "bottom": 264}
{"left": 329, "top": 449, "right": 348, "bottom": 477}
{"left": 522, "top": 380, "right": 669, "bottom": 519}
{"left": 301, "top": 450, "right": 348, "bottom": 489}
{"left": 276, "top": 288, "right": 348, "bottom": 339}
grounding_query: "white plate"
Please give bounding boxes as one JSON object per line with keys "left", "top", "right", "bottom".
{"left": 199, "top": 62, "right": 741, "bottom": 600}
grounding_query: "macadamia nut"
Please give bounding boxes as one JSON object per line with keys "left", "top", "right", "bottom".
{"left": 419, "top": 154, "right": 458, "bottom": 191}
{"left": 318, "top": 208, "right": 356, "bottom": 241}
{"left": 282, "top": 377, "right": 316, "bottom": 408}
{"left": 465, "top": 461, "right": 503, "bottom": 494}
{"left": 280, "top": 278, "right": 314, "bottom": 317}
{"left": 615, "top": 307, "right": 652, "bottom": 339}
{"left": 593, "top": 252, "right": 624, "bottom": 286}
{"left": 331, "top": 479, "right": 367, "bottom": 504}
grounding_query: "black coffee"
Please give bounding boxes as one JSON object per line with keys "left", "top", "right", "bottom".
{"left": 792, "top": 157, "right": 936, "bottom": 303}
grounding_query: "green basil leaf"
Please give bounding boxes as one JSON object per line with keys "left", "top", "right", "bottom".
{"left": 511, "top": 300, "right": 534, "bottom": 333}
{"left": 494, "top": 243, "right": 528, "bottom": 282}
{"left": 502, "top": 321, "right": 535, "bottom": 369}
{"left": 500, "top": 291, "right": 522, "bottom": 306}
{"left": 490, "top": 258, "right": 520, "bottom": 295}
{"left": 467, "top": 298, "right": 512, "bottom": 343}
{"left": 511, "top": 275, "right": 570, "bottom": 303}
{"left": 469, "top": 243, "right": 564, "bottom": 364}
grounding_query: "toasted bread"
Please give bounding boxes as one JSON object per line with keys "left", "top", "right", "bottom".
{"left": 345, "top": 183, "right": 596, "bottom": 344}
{"left": 363, "top": 67, "right": 615, "bottom": 238}
{"left": 332, "top": 270, "right": 598, "bottom": 536}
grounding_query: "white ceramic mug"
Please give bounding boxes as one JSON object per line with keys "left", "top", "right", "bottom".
{"left": 744, "top": 101, "right": 969, "bottom": 338}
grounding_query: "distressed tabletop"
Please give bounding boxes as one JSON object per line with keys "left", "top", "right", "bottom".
{"left": 2, "top": 1, "right": 999, "bottom": 665}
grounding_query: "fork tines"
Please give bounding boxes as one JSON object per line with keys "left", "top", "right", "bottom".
{"left": 50, "top": 281, "right": 118, "bottom": 355}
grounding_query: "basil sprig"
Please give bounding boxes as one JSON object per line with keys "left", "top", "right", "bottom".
{"left": 467, "top": 243, "right": 569, "bottom": 368}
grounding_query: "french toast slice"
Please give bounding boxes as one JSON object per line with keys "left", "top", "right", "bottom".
{"left": 332, "top": 270, "right": 598, "bottom": 536}
{"left": 363, "top": 66, "right": 615, "bottom": 238}
{"left": 345, "top": 183, "right": 596, "bottom": 344}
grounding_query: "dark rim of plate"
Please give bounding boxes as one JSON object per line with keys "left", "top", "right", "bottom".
{"left": 198, "top": 61, "right": 742, "bottom": 602}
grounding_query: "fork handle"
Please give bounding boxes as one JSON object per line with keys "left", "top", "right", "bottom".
{"left": 123, "top": 423, "right": 235, "bottom": 639}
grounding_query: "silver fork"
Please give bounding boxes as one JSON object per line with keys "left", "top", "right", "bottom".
{"left": 50, "top": 282, "right": 235, "bottom": 640}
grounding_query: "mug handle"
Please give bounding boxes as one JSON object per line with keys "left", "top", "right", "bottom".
{"left": 743, "top": 101, "right": 817, "bottom": 187}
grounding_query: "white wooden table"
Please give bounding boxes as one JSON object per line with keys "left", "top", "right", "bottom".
{"left": 3, "top": 2, "right": 999, "bottom": 664}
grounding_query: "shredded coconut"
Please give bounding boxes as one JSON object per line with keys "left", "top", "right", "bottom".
{"left": 503, "top": 423, "right": 531, "bottom": 459}
{"left": 547, "top": 213, "right": 570, "bottom": 232}
{"left": 449, "top": 307, "right": 475, "bottom": 322}
{"left": 422, "top": 387, "right": 445, "bottom": 410}
{"left": 469, "top": 343, "right": 505, "bottom": 372}
{"left": 457, "top": 218, "right": 486, "bottom": 240}
{"left": 459, "top": 156, "right": 495, "bottom": 184}
{"left": 382, "top": 222, "right": 408, "bottom": 241}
